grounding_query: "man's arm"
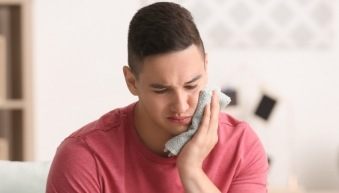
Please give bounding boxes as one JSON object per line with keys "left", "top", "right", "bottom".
{"left": 46, "top": 137, "right": 100, "bottom": 193}
{"left": 177, "top": 91, "right": 221, "bottom": 193}
{"left": 228, "top": 128, "right": 268, "bottom": 193}
{"left": 177, "top": 91, "right": 268, "bottom": 193}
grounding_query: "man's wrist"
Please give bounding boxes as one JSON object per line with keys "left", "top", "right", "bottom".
{"left": 178, "top": 167, "right": 221, "bottom": 193}
{"left": 178, "top": 165, "right": 204, "bottom": 180}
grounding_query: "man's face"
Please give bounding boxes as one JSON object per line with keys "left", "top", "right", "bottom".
{"left": 133, "top": 44, "right": 207, "bottom": 137}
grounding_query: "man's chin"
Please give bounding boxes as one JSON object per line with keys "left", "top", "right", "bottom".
{"left": 170, "top": 125, "right": 190, "bottom": 136}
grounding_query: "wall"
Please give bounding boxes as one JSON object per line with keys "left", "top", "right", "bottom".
{"left": 33, "top": 0, "right": 339, "bottom": 190}
{"left": 33, "top": 0, "right": 138, "bottom": 160}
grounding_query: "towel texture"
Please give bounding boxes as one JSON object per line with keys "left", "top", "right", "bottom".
{"left": 164, "top": 89, "right": 231, "bottom": 156}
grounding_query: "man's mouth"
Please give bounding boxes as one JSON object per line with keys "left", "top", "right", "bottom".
{"left": 167, "top": 116, "right": 192, "bottom": 125}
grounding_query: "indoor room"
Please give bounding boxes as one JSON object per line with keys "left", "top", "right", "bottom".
{"left": 0, "top": 0, "right": 338, "bottom": 192}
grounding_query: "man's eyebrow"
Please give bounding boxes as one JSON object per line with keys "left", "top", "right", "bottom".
{"left": 185, "top": 75, "right": 202, "bottom": 85}
{"left": 149, "top": 75, "right": 202, "bottom": 89}
{"left": 149, "top": 83, "right": 169, "bottom": 89}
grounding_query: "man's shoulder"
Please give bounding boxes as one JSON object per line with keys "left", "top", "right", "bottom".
{"left": 218, "top": 112, "right": 259, "bottom": 142}
{"left": 218, "top": 112, "right": 249, "bottom": 130}
{"left": 51, "top": 103, "right": 136, "bottom": 169}
{"left": 69, "top": 103, "right": 136, "bottom": 139}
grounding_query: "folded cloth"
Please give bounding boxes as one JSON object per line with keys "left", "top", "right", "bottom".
{"left": 164, "top": 88, "right": 231, "bottom": 157}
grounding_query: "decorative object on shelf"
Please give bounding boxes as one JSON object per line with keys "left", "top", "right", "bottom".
{"left": 254, "top": 93, "right": 277, "bottom": 121}
{"left": 267, "top": 154, "right": 272, "bottom": 167}
{"left": 221, "top": 87, "right": 238, "bottom": 106}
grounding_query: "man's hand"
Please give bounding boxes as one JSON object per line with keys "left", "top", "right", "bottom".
{"left": 177, "top": 90, "right": 221, "bottom": 193}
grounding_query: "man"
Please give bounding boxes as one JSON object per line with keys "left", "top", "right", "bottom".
{"left": 46, "top": 2, "right": 268, "bottom": 193}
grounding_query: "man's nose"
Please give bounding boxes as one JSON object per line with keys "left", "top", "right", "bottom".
{"left": 171, "top": 91, "right": 189, "bottom": 113}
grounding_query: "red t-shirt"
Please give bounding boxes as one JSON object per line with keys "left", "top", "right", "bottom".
{"left": 46, "top": 103, "right": 268, "bottom": 193}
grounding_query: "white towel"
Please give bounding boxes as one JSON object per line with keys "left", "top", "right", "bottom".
{"left": 164, "top": 88, "right": 231, "bottom": 156}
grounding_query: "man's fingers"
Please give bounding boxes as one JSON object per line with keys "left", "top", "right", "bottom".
{"left": 209, "top": 91, "right": 220, "bottom": 132}
{"left": 191, "top": 91, "right": 220, "bottom": 145}
{"left": 206, "top": 91, "right": 220, "bottom": 148}
{"left": 193, "top": 102, "right": 210, "bottom": 141}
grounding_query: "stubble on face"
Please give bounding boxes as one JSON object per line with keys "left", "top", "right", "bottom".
{"left": 133, "top": 44, "right": 207, "bottom": 155}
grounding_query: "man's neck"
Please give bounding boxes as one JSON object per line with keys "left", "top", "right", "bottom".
{"left": 134, "top": 103, "right": 172, "bottom": 157}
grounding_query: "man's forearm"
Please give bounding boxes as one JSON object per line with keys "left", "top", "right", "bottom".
{"left": 179, "top": 168, "right": 221, "bottom": 193}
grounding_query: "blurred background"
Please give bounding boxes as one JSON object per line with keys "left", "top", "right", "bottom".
{"left": 0, "top": 0, "right": 338, "bottom": 192}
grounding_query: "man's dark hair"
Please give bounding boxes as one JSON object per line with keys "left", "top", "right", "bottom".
{"left": 127, "top": 2, "right": 205, "bottom": 76}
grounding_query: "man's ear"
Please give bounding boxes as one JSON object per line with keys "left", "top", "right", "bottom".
{"left": 204, "top": 53, "right": 209, "bottom": 84}
{"left": 204, "top": 53, "right": 208, "bottom": 70}
{"left": 123, "top": 66, "right": 138, "bottom": 96}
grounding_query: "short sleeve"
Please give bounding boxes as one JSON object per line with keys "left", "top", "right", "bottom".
{"left": 46, "top": 137, "right": 100, "bottom": 193}
{"left": 228, "top": 123, "right": 269, "bottom": 193}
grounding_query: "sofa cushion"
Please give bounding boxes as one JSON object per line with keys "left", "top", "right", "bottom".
{"left": 0, "top": 160, "right": 51, "bottom": 193}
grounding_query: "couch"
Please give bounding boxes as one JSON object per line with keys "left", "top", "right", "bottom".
{"left": 0, "top": 160, "right": 51, "bottom": 193}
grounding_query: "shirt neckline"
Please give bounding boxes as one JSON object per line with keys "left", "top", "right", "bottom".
{"left": 126, "top": 102, "right": 177, "bottom": 165}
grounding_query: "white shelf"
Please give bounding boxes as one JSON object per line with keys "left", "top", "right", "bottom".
{"left": 0, "top": 35, "right": 5, "bottom": 101}
{"left": 0, "top": 100, "right": 24, "bottom": 109}
{"left": 0, "top": 0, "right": 32, "bottom": 160}
{"left": 0, "top": 0, "right": 26, "bottom": 5}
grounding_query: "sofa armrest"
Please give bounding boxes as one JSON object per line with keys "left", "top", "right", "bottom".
{"left": 0, "top": 160, "right": 51, "bottom": 193}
